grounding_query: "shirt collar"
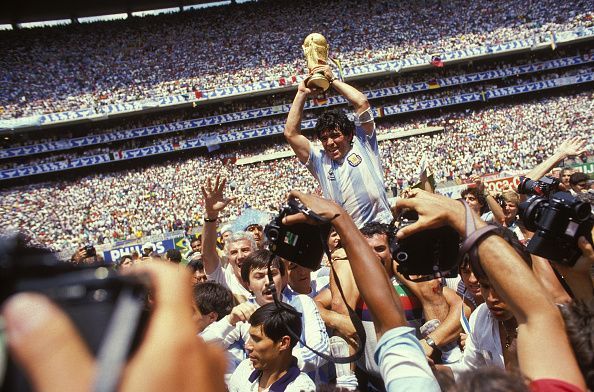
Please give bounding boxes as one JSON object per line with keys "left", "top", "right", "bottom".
{"left": 248, "top": 357, "right": 300, "bottom": 392}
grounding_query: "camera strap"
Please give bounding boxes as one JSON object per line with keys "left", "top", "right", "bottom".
{"left": 459, "top": 201, "right": 499, "bottom": 279}
{"left": 92, "top": 287, "right": 146, "bottom": 392}
{"left": 267, "top": 240, "right": 366, "bottom": 365}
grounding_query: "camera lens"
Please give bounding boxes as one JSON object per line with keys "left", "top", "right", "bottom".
{"left": 573, "top": 201, "right": 592, "bottom": 221}
{"left": 267, "top": 228, "right": 279, "bottom": 242}
{"left": 517, "top": 176, "right": 534, "bottom": 195}
{"left": 396, "top": 251, "right": 408, "bottom": 262}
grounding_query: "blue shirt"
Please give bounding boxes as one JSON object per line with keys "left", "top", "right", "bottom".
{"left": 374, "top": 327, "right": 441, "bottom": 392}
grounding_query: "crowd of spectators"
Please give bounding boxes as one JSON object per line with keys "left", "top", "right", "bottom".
{"left": 1, "top": 0, "right": 591, "bottom": 119}
{"left": 3, "top": 61, "right": 591, "bottom": 171}
{"left": 1, "top": 90, "right": 591, "bottom": 252}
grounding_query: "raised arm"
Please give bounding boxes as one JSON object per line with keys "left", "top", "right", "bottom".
{"left": 395, "top": 189, "right": 586, "bottom": 389}
{"left": 524, "top": 136, "right": 587, "bottom": 183}
{"left": 283, "top": 191, "right": 407, "bottom": 337}
{"left": 315, "top": 65, "right": 374, "bottom": 136}
{"left": 284, "top": 81, "right": 314, "bottom": 164}
{"left": 200, "top": 175, "right": 234, "bottom": 275}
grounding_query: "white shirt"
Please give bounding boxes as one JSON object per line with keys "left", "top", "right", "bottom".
{"left": 305, "top": 124, "right": 392, "bottom": 228}
{"left": 200, "top": 293, "right": 329, "bottom": 375}
{"left": 447, "top": 303, "right": 505, "bottom": 380}
{"left": 229, "top": 358, "right": 315, "bottom": 392}
{"left": 207, "top": 262, "right": 252, "bottom": 299}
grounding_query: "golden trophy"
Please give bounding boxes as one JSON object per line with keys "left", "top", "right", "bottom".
{"left": 302, "top": 33, "right": 331, "bottom": 92}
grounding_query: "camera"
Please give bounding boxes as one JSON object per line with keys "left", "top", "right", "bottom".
{"left": 0, "top": 234, "right": 150, "bottom": 392}
{"left": 390, "top": 210, "right": 460, "bottom": 281}
{"left": 264, "top": 199, "right": 332, "bottom": 271}
{"left": 84, "top": 244, "right": 97, "bottom": 257}
{"left": 519, "top": 191, "right": 593, "bottom": 265}
{"left": 517, "top": 175, "right": 560, "bottom": 197}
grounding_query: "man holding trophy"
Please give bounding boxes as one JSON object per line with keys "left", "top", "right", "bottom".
{"left": 284, "top": 33, "right": 392, "bottom": 228}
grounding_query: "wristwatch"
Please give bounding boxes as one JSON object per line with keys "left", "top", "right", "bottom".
{"left": 424, "top": 336, "right": 439, "bottom": 351}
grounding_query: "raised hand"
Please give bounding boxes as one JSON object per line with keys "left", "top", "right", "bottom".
{"left": 201, "top": 175, "right": 234, "bottom": 218}
{"left": 557, "top": 136, "right": 587, "bottom": 158}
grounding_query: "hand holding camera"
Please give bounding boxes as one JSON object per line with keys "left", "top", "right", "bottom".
{"left": 2, "top": 253, "right": 227, "bottom": 392}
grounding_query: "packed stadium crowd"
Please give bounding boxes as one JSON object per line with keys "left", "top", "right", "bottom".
{"left": 1, "top": 0, "right": 592, "bottom": 119}
{"left": 1, "top": 90, "right": 592, "bottom": 252}
{"left": 3, "top": 62, "right": 592, "bottom": 171}
{"left": 1, "top": 0, "right": 594, "bottom": 390}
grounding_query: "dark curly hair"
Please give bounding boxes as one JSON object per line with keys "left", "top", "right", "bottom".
{"left": 314, "top": 109, "right": 355, "bottom": 140}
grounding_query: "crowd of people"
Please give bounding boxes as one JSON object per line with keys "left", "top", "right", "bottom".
{"left": 1, "top": 31, "right": 593, "bottom": 391}
{"left": 1, "top": 90, "right": 591, "bottom": 253}
{"left": 2, "top": 61, "right": 591, "bottom": 171}
{"left": 1, "top": 0, "right": 592, "bottom": 119}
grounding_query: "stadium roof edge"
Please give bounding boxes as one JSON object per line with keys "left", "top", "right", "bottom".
{"left": 0, "top": 0, "right": 245, "bottom": 25}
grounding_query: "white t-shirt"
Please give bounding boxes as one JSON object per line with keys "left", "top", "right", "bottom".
{"left": 446, "top": 303, "right": 505, "bottom": 380}
{"left": 229, "top": 358, "right": 315, "bottom": 392}
{"left": 207, "top": 262, "right": 252, "bottom": 299}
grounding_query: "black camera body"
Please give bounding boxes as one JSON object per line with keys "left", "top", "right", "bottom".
{"left": 0, "top": 235, "right": 149, "bottom": 392}
{"left": 519, "top": 191, "right": 593, "bottom": 265}
{"left": 264, "top": 200, "right": 332, "bottom": 271}
{"left": 390, "top": 210, "right": 460, "bottom": 281}
{"left": 517, "top": 175, "right": 560, "bottom": 197}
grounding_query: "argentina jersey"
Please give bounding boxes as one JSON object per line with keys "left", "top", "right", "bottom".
{"left": 306, "top": 125, "right": 392, "bottom": 228}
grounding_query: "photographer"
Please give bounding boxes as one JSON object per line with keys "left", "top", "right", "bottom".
{"left": 282, "top": 189, "right": 586, "bottom": 391}
{"left": 284, "top": 65, "right": 392, "bottom": 228}
{"left": 2, "top": 262, "right": 227, "bottom": 391}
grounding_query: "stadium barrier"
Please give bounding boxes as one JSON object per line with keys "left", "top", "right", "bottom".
{"left": 2, "top": 72, "right": 592, "bottom": 180}
{"left": 2, "top": 53, "right": 592, "bottom": 160}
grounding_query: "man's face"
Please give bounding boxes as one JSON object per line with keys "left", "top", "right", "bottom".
{"left": 192, "top": 269, "right": 207, "bottom": 285}
{"left": 120, "top": 257, "right": 133, "bottom": 270}
{"left": 286, "top": 261, "right": 312, "bottom": 295}
{"left": 560, "top": 170, "right": 572, "bottom": 186}
{"left": 503, "top": 201, "right": 518, "bottom": 221}
{"left": 248, "top": 267, "right": 284, "bottom": 306}
{"left": 227, "top": 239, "right": 253, "bottom": 276}
{"left": 246, "top": 225, "right": 264, "bottom": 247}
{"left": 191, "top": 240, "right": 201, "bottom": 253}
{"left": 245, "top": 324, "right": 285, "bottom": 370}
{"left": 463, "top": 193, "right": 483, "bottom": 214}
{"left": 460, "top": 263, "right": 483, "bottom": 302}
{"left": 364, "top": 233, "right": 392, "bottom": 274}
{"left": 327, "top": 230, "right": 341, "bottom": 252}
{"left": 571, "top": 181, "right": 588, "bottom": 194}
{"left": 479, "top": 277, "right": 512, "bottom": 321}
{"left": 319, "top": 128, "right": 352, "bottom": 161}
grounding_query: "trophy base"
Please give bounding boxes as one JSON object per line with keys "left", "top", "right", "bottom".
{"left": 307, "top": 73, "right": 330, "bottom": 92}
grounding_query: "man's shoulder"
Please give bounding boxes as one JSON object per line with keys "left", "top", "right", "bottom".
{"left": 287, "top": 372, "right": 316, "bottom": 391}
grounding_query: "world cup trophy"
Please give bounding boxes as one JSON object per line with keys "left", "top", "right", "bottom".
{"left": 302, "top": 33, "right": 332, "bottom": 92}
